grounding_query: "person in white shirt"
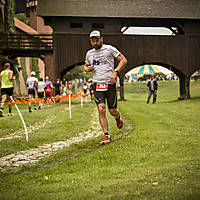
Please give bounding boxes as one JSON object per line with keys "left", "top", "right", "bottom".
{"left": 37, "top": 78, "right": 46, "bottom": 109}
{"left": 84, "top": 30, "right": 127, "bottom": 145}
{"left": 26, "top": 71, "right": 38, "bottom": 112}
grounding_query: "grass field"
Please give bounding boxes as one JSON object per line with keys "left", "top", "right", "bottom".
{"left": 0, "top": 80, "right": 200, "bottom": 200}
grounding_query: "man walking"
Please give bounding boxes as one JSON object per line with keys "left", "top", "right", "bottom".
{"left": 84, "top": 30, "right": 127, "bottom": 144}
{"left": 147, "top": 76, "right": 158, "bottom": 104}
{"left": 0, "top": 63, "right": 15, "bottom": 117}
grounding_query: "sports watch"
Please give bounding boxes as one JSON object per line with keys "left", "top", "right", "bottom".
{"left": 114, "top": 68, "right": 119, "bottom": 74}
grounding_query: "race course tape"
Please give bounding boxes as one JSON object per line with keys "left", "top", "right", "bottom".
{"left": 9, "top": 93, "right": 89, "bottom": 105}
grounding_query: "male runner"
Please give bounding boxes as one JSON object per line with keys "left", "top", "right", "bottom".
{"left": 84, "top": 30, "right": 127, "bottom": 144}
{"left": 37, "top": 78, "right": 46, "bottom": 109}
{"left": 26, "top": 71, "right": 38, "bottom": 112}
{"left": 0, "top": 63, "right": 15, "bottom": 117}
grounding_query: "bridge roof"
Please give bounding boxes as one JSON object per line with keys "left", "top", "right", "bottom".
{"left": 37, "top": 0, "right": 200, "bottom": 20}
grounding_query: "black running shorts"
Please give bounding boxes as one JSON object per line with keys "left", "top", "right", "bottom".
{"left": 38, "top": 92, "right": 44, "bottom": 99}
{"left": 1, "top": 87, "right": 14, "bottom": 96}
{"left": 93, "top": 83, "right": 117, "bottom": 109}
{"left": 28, "top": 88, "right": 36, "bottom": 98}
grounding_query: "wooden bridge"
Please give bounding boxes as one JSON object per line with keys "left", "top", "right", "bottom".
{"left": 36, "top": 0, "right": 200, "bottom": 99}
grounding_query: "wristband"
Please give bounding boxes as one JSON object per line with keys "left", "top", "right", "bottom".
{"left": 114, "top": 68, "right": 119, "bottom": 74}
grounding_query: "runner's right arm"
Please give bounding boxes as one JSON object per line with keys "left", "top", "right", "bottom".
{"left": 84, "top": 63, "right": 94, "bottom": 72}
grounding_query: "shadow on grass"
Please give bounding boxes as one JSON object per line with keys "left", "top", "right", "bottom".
{"left": 159, "top": 96, "right": 200, "bottom": 104}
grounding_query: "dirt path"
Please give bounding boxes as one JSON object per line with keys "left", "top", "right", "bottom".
{"left": 0, "top": 108, "right": 132, "bottom": 172}
{"left": 0, "top": 116, "right": 56, "bottom": 141}
{"left": 0, "top": 110, "right": 102, "bottom": 171}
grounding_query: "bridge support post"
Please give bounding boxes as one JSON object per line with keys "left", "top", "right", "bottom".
{"left": 119, "top": 76, "right": 125, "bottom": 101}
{"left": 179, "top": 75, "right": 190, "bottom": 100}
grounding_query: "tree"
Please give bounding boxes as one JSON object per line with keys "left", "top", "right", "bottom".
{"left": 64, "top": 65, "right": 92, "bottom": 81}
{"left": 5, "top": 0, "right": 15, "bottom": 33}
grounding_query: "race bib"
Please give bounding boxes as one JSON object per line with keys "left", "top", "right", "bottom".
{"left": 96, "top": 83, "right": 108, "bottom": 91}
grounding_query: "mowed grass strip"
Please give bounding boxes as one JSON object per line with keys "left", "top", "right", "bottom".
{"left": 0, "top": 99, "right": 96, "bottom": 157}
{"left": 0, "top": 80, "right": 200, "bottom": 200}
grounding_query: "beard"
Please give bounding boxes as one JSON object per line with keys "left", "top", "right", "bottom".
{"left": 92, "top": 43, "right": 102, "bottom": 50}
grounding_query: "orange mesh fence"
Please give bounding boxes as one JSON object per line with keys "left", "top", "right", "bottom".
{"left": 9, "top": 93, "right": 90, "bottom": 105}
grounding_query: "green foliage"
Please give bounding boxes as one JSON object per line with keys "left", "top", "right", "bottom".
{"left": 20, "top": 57, "right": 27, "bottom": 82}
{"left": 15, "top": 13, "right": 29, "bottom": 25}
{"left": 30, "top": 57, "right": 39, "bottom": 79}
{"left": 5, "top": 0, "right": 15, "bottom": 33}
{"left": 64, "top": 65, "right": 92, "bottom": 81}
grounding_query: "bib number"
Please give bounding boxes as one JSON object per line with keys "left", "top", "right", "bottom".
{"left": 96, "top": 83, "right": 108, "bottom": 91}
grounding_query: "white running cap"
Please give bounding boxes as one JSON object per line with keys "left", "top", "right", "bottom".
{"left": 31, "top": 71, "right": 35, "bottom": 76}
{"left": 90, "top": 30, "right": 101, "bottom": 38}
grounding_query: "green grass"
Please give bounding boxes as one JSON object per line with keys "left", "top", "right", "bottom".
{"left": 0, "top": 80, "right": 200, "bottom": 200}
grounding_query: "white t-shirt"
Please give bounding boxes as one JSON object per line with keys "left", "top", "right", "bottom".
{"left": 85, "top": 44, "right": 121, "bottom": 83}
{"left": 37, "top": 81, "right": 46, "bottom": 92}
{"left": 26, "top": 77, "right": 38, "bottom": 89}
{"left": 150, "top": 80, "right": 154, "bottom": 91}
{"left": 83, "top": 84, "right": 87, "bottom": 90}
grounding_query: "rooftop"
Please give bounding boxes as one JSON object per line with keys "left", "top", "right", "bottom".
{"left": 37, "top": 0, "right": 200, "bottom": 20}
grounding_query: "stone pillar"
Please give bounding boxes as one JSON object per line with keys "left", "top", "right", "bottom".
{"left": 119, "top": 76, "right": 125, "bottom": 101}
{"left": 179, "top": 74, "right": 190, "bottom": 100}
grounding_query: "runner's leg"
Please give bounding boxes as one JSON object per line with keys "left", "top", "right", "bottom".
{"left": 109, "top": 108, "right": 123, "bottom": 129}
{"left": 0, "top": 94, "right": 7, "bottom": 109}
{"left": 97, "top": 103, "right": 108, "bottom": 134}
{"left": 107, "top": 84, "right": 123, "bottom": 129}
{"left": 28, "top": 91, "right": 32, "bottom": 112}
{"left": 8, "top": 96, "right": 12, "bottom": 114}
{"left": 0, "top": 94, "right": 7, "bottom": 116}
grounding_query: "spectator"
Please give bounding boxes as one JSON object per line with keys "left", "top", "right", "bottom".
{"left": 147, "top": 76, "right": 158, "bottom": 104}
{"left": 54, "top": 79, "right": 61, "bottom": 96}
{"left": 83, "top": 81, "right": 88, "bottom": 95}
{"left": 88, "top": 80, "right": 94, "bottom": 101}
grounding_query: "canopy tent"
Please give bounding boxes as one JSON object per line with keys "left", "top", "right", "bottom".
{"left": 126, "top": 64, "right": 173, "bottom": 82}
{"left": 127, "top": 64, "right": 173, "bottom": 75}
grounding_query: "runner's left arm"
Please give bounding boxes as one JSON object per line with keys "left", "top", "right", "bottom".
{"left": 115, "top": 54, "right": 127, "bottom": 72}
{"left": 110, "top": 54, "right": 127, "bottom": 84}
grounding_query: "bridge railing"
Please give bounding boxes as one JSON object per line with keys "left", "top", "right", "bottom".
{"left": 0, "top": 33, "right": 53, "bottom": 56}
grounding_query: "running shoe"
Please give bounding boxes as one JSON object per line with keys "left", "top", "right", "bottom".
{"left": 29, "top": 109, "right": 32, "bottom": 113}
{"left": 34, "top": 107, "right": 37, "bottom": 110}
{"left": 100, "top": 136, "right": 112, "bottom": 145}
{"left": 7, "top": 113, "right": 13, "bottom": 116}
{"left": 116, "top": 118, "right": 123, "bottom": 129}
{"left": 0, "top": 109, "right": 3, "bottom": 117}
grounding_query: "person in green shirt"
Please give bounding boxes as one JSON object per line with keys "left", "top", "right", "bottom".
{"left": 0, "top": 63, "right": 15, "bottom": 117}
